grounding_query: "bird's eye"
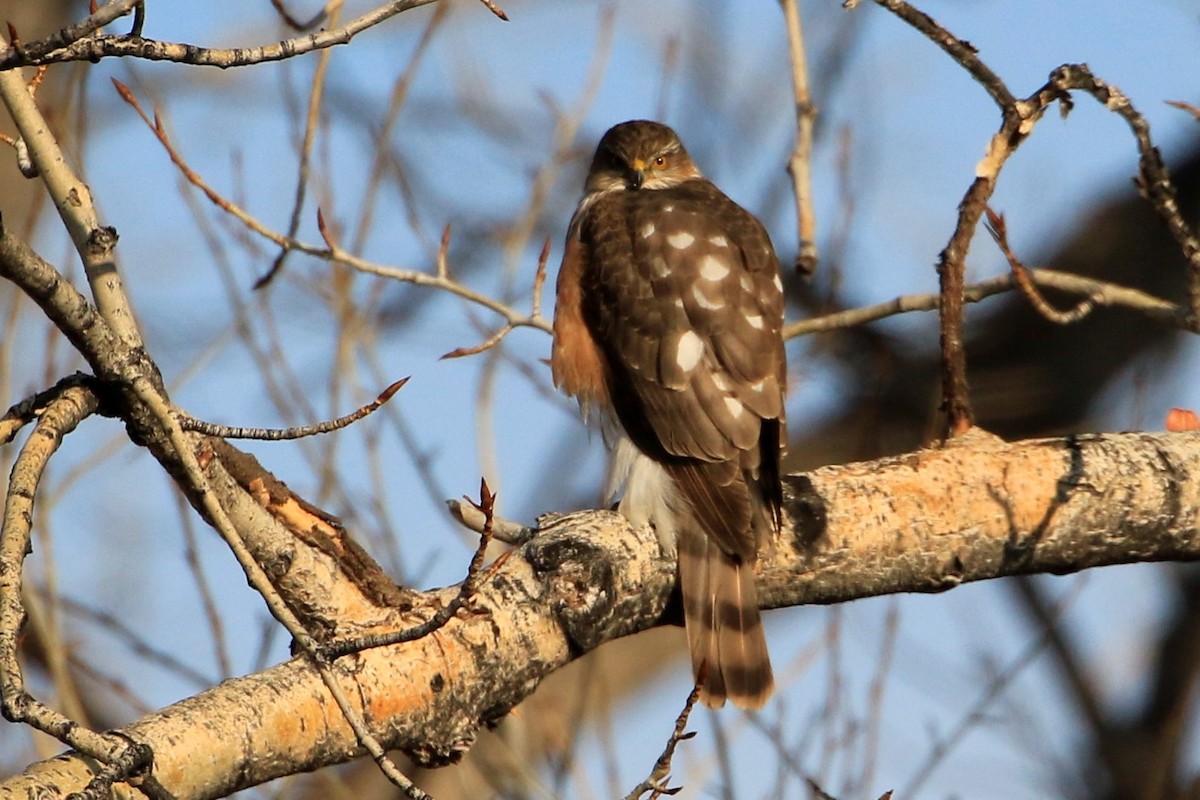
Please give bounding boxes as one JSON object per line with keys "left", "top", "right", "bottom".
{"left": 654, "top": 155, "right": 667, "bottom": 167}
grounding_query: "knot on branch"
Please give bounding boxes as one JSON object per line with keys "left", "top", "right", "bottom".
{"left": 784, "top": 476, "right": 829, "bottom": 553}
{"left": 524, "top": 534, "right": 616, "bottom": 654}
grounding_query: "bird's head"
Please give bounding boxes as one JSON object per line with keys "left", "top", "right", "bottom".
{"left": 584, "top": 120, "right": 703, "bottom": 194}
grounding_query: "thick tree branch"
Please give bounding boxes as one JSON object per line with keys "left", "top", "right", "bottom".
{"left": 3, "top": 429, "right": 1198, "bottom": 799}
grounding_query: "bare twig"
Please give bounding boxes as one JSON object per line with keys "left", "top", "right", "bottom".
{"left": 0, "top": 382, "right": 165, "bottom": 793}
{"left": 324, "top": 478, "right": 499, "bottom": 658}
{"left": 783, "top": 267, "right": 1187, "bottom": 339}
{"left": 870, "top": 1, "right": 1023, "bottom": 435}
{"left": 347, "top": 3, "right": 449, "bottom": 255}
{"left": 116, "top": 83, "right": 550, "bottom": 334}
{"left": 0, "top": 0, "right": 141, "bottom": 64}
{"left": 872, "top": 0, "right": 1015, "bottom": 108}
{"left": 269, "top": 0, "right": 330, "bottom": 31}
{"left": 531, "top": 235, "right": 551, "bottom": 318}
{"left": 254, "top": 0, "right": 344, "bottom": 290}
{"left": 0, "top": 372, "right": 100, "bottom": 445}
{"left": 622, "top": 682, "right": 701, "bottom": 800}
{"left": 477, "top": 0, "right": 509, "bottom": 21}
{"left": 446, "top": 495, "right": 532, "bottom": 545}
{"left": 901, "top": 580, "right": 1087, "bottom": 796}
{"left": 129, "top": 378, "right": 432, "bottom": 798}
{"left": 984, "top": 207, "right": 1097, "bottom": 325}
{"left": 177, "top": 377, "right": 408, "bottom": 440}
{"left": 129, "top": 1, "right": 145, "bottom": 37}
{"left": 780, "top": 0, "right": 820, "bottom": 276}
{"left": 0, "top": 0, "right": 441, "bottom": 70}
{"left": 1046, "top": 64, "right": 1200, "bottom": 328}
{"left": 870, "top": 4, "right": 1200, "bottom": 431}
{"left": 1166, "top": 99, "right": 1200, "bottom": 123}
{"left": 441, "top": 324, "right": 516, "bottom": 360}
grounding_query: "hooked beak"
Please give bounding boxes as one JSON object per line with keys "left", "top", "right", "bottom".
{"left": 628, "top": 158, "right": 647, "bottom": 189}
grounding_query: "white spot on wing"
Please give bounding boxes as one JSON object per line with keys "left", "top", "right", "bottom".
{"left": 724, "top": 397, "right": 744, "bottom": 418}
{"left": 772, "top": 274, "right": 783, "bottom": 292}
{"left": 662, "top": 204, "right": 674, "bottom": 212}
{"left": 640, "top": 222, "right": 656, "bottom": 239}
{"left": 750, "top": 378, "right": 766, "bottom": 393}
{"left": 740, "top": 275, "right": 754, "bottom": 292}
{"left": 692, "top": 284, "right": 724, "bottom": 310}
{"left": 709, "top": 235, "right": 728, "bottom": 248}
{"left": 652, "top": 256, "right": 670, "bottom": 277}
{"left": 712, "top": 373, "right": 730, "bottom": 391}
{"left": 675, "top": 330, "right": 704, "bottom": 372}
{"left": 667, "top": 232, "right": 695, "bottom": 249}
{"left": 746, "top": 313, "right": 764, "bottom": 329}
{"left": 700, "top": 255, "right": 730, "bottom": 281}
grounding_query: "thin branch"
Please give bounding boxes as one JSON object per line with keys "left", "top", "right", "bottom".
{"left": 324, "top": 478, "right": 498, "bottom": 658}
{"left": 254, "top": 0, "right": 344, "bottom": 290}
{"left": 316, "top": 209, "right": 551, "bottom": 331}
{"left": 622, "top": 683, "right": 701, "bottom": 799}
{"left": 476, "top": 0, "right": 509, "bottom": 22}
{"left": 868, "top": 3, "right": 1200, "bottom": 431}
{"left": 176, "top": 377, "right": 408, "bottom": 440}
{"left": 871, "top": 0, "right": 1015, "bottom": 108}
{"left": 900, "top": 580, "right": 1087, "bottom": 796}
{"left": 870, "top": 2, "right": 1023, "bottom": 435}
{"left": 269, "top": 0, "right": 330, "bottom": 31}
{"left": 1166, "top": 99, "right": 1200, "bottom": 123}
{"left": 128, "top": 377, "right": 431, "bottom": 798}
{"left": 0, "top": 382, "right": 162, "bottom": 790}
{"left": 129, "top": 1, "right": 146, "bottom": 38}
{"left": 984, "top": 207, "right": 1096, "bottom": 325}
{"left": 114, "top": 83, "right": 550, "bottom": 334}
{"left": 531, "top": 235, "right": 551, "bottom": 318}
{"left": 782, "top": 267, "right": 1188, "bottom": 339}
{"left": 440, "top": 324, "right": 516, "bottom": 360}
{"left": 0, "top": 372, "right": 100, "bottom": 445}
{"left": 780, "top": 0, "right": 820, "bottom": 276}
{"left": 447, "top": 495, "right": 532, "bottom": 545}
{"left": 0, "top": 229, "right": 127, "bottom": 374}
{"left": 0, "top": 0, "right": 442, "bottom": 70}
{"left": 0, "top": 0, "right": 141, "bottom": 64}
{"left": 113, "top": 78, "right": 318, "bottom": 258}
{"left": 1046, "top": 64, "right": 1200, "bottom": 328}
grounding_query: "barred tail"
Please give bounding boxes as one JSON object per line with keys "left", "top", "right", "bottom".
{"left": 677, "top": 527, "right": 774, "bottom": 709}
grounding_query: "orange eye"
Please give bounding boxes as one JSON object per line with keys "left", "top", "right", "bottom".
{"left": 654, "top": 155, "right": 667, "bottom": 167}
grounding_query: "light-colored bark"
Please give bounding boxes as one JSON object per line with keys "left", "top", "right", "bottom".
{"left": 3, "top": 428, "right": 1198, "bottom": 799}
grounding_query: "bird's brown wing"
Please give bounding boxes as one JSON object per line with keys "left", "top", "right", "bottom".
{"left": 578, "top": 180, "right": 786, "bottom": 558}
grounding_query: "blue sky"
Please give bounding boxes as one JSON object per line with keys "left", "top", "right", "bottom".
{"left": 8, "top": 0, "right": 1200, "bottom": 796}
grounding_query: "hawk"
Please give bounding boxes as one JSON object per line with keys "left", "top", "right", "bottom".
{"left": 551, "top": 120, "right": 787, "bottom": 709}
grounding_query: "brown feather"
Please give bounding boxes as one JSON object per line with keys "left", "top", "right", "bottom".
{"left": 677, "top": 525, "right": 774, "bottom": 708}
{"left": 551, "top": 120, "right": 787, "bottom": 709}
{"left": 551, "top": 236, "right": 608, "bottom": 411}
